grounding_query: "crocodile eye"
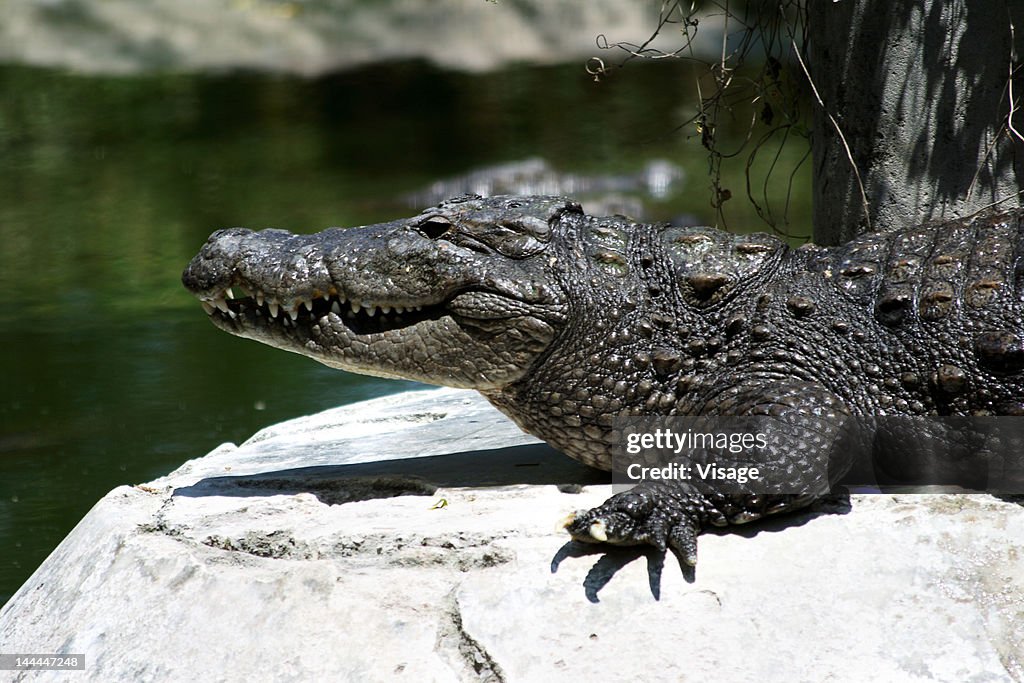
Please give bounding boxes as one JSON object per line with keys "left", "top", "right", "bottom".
{"left": 416, "top": 218, "right": 451, "bottom": 240}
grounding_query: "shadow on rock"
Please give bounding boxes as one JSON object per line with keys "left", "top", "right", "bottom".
{"left": 173, "top": 443, "right": 610, "bottom": 505}
{"left": 551, "top": 541, "right": 697, "bottom": 602}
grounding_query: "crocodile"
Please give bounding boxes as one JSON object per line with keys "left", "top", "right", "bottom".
{"left": 182, "top": 195, "right": 1024, "bottom": 565}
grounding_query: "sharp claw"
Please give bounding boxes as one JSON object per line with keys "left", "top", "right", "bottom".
{"left": 669, "top": 523, "right": 699, "bottom": 566}
{"left": 588, "top": 520, "right": 608, "bottom": 542}
{"left": 559, "top": 512, "right": 578, "bottom": 530}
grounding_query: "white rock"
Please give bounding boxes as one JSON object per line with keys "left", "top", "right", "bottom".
{"left": 0, "top": 0, "right": 695, "bottom": 76}
{"left": 1, "top": 388, "right": 1023, "bottom": 681}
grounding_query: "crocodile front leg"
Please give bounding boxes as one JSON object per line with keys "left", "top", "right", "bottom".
{"left": 564, "top": 380, "right": 854, "bottom": 565}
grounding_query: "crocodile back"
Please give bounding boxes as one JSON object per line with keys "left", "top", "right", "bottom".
{"left": 798, "top": 210, "right": 1024, "bottom": 414}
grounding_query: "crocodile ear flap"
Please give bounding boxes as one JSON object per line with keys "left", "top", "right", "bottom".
{"left": 503, "top": 200, "right": 582, "bottom": 241}
{"left": 493, "top": 232, "right": 546, "bottom": 258}
{"left": 507, "top": 215, "right": 551, "bottom": 241}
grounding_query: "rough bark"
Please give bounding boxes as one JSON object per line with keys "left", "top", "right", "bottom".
{"left": 808, "top": 1, "right": 1024, "bottom": 245}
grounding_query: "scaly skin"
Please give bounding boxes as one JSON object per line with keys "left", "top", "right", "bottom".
{"left": 183, "top": 195, "right": 1024, "bottom": 564}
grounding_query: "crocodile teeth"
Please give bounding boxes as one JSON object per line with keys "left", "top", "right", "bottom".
{"left": 224, "top": 288, "right": 235, "bottom": 300}
{"left": 588, "top": 520, "right": 608, "bottom": 542}
{"left": 238, "top": 291, "right": 426, "bottom": 326}
{"left": 201, "top": 301, "right": 215, "bottom": 315}
{"left": 214, "top": 298, "right": 230, "bottom": 314}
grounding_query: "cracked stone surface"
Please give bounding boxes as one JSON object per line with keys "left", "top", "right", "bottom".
{"left": 1, "top": 388, "right": 1023, "bottom": 681}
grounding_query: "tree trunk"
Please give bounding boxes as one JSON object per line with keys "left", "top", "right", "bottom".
{"left": 807, "top": 0, "right": 1024, "bottom": 245}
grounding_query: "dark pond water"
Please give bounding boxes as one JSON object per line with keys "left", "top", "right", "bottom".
{"left": 0, "top": 59, "right": 810, "bottom": 606}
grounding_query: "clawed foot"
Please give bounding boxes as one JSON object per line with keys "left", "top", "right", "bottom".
{"left": 562, "top": 487, "right": 702, "bottom": 566}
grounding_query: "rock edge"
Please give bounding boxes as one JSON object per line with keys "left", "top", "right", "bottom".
{"left": 1, "top": 388, "right": 1022, "bottom": 682}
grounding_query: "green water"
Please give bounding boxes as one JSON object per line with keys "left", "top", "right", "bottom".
{"left": 0, "top": 59, "right": 811, "bottom": 607}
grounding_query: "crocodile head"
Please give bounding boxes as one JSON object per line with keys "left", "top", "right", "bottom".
{"left": 182, "top": 195, "right": 579, "bottom": 389}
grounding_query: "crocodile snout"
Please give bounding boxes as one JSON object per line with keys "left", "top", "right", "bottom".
{"left": 181, "top": 228, "right": 256, "bottom": 295}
